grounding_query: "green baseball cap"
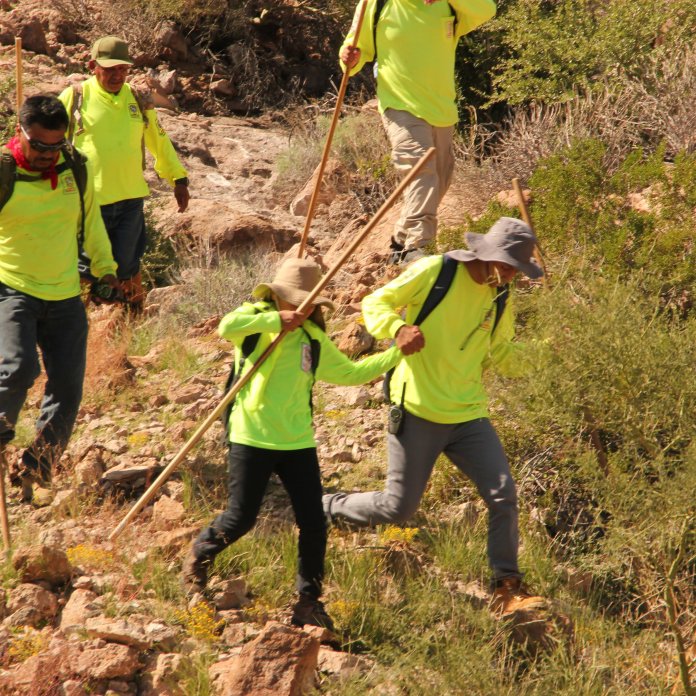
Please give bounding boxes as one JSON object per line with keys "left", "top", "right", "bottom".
{"left": 91, "top": 36, "right": 133, "bottom": 67}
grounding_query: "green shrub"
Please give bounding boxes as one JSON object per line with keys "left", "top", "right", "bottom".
{"left": 485, "top": 0, "right": 696, "bottom": 107}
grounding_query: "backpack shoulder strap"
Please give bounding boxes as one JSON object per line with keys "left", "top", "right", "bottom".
{"left": 373, "top": 0, "right": 388, "bottom": 57}
{"left": 383, "top": 254, "right": 458, "bottom": 402}
{"left": 413, "top": 253, "right": 459, "bottom": 326}
{"left": 492, "top": 284, "right": 509, "bottom": 335}
{"left": 0, "top": 148, "right": 17, "bottom": 214}
{"left": 130, "top": 85, "right": 154, "bottom": 127}
{"left": 59, "top": 144, "right": 88, "bottom": 248}
{"left": 67, "top": 84, "right": 85, "bottom": 143}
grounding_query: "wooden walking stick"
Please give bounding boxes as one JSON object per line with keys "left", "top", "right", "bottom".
{"left": 109, "top": 147, "right": 436, "bottom": 541}
{"left": 297, "top": 0, "right": 368, "bottom": 258}
{"left": 0, "top": 451, "right": 12, "bottom": 557}
{"left": 512, "top": 177, "right": 547, "bottom": 280}
{"left": 15, "top": 37, "right": 23, "bottom": 113}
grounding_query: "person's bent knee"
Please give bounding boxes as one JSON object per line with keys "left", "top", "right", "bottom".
{"left": 1, "top": 357, "right": 40, "bottom": 393}
{"left": 378, "top": 495, "right": 419, "bottom": 524}
{"left": 214, "top": 510, "right": 257, "bottom": 541}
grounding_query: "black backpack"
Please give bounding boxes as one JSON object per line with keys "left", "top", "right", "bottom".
{"left": 221, "top": 305, "right": 321, "bottom": 441}
{"left": 0, "top": 144, "right": 88, "bottom": 247}
{"left": 373, "top": 0, "right": 456, "bottom": 60}
{"left": 383, "top": 253, "right": 509, "bottom": 403}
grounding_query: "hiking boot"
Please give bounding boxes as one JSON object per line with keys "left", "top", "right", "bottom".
{"left": 490, "top": 576, "right": 548, "bottom": 615}
{"left": 291, "top": 594, "right": 335, "bottom": 631}
{"left": 387, "top": 237, "right": 405, "bottom": 265}
{"left": 181, "top": 548, "right": 208, "bottom": 596}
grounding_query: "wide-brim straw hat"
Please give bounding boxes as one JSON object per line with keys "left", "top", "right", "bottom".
{"left": 252, "top": 258, "right": 335, "bottom": 309}
{"left": 448, "top": 217, "right": 544, "bottom": 279}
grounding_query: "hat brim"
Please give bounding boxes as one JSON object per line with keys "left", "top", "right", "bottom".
{"left": 95, "top": 58, "right": 133, "bottom": 67}
{"left": 462, "top": 232, "right": 544, "bottom": 279}
{"left": 252, "top": 282, "right": 335, "bottom": 310}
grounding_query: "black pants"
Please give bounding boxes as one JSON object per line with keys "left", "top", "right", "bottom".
{"left": 193, "top": 443, "right": 327, "bottom": 599}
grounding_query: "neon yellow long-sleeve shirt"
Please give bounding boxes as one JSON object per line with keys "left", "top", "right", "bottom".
{"left": 362, "top": 255, "right": 524, "bottom": 424}
{"left": 342, "top": 0, "right": 496, "bottom": 127}
{"left": 219, "top": 302, "right": 402, "bottom": 450}
{"left": 58, "top": 77, "right": 187, "bottom": 206}
{"left": 0, "top": 154, "right": 116, "bottom": 300}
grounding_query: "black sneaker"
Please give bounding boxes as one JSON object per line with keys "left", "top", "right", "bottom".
{"left": 181, "top": 548, "right": 209, "bottom": 596}
{"left": 291, "top": 595, "right": 335, "bottom": 631}
{"left": 387, "top": 237, "right": 405, "bottom": 265}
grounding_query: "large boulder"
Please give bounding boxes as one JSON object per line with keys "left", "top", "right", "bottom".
{"left": 13, "top": 544, "right": 73, "bottom": 586}
{"left": 209, "top": 621, "right": 319, "bottom": 696}
{"left": 4, "top": 583, "right": 58, "bottom": 628}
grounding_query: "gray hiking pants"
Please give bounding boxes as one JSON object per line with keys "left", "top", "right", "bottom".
{"left": 323, "top": 413, "right": 520, "bottom": 580}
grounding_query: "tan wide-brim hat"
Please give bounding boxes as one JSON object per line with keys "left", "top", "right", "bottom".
{"left": 252, "top": 258, "right": 335, "bottom": 310}
{"left": 91, "top": 36, "right": 133, "bottom": 68}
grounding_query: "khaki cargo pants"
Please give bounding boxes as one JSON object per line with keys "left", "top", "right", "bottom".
{"left": 382, "top": 108, "right": 455, "bottom": 251}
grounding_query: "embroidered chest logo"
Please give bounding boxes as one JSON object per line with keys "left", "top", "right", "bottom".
{"left": 128, "top": 103, "right": 140, "bottom": 119}
{"left": 301, "top": 343, "right": 313, "bottom": 373}
{"left": 61, "top": 173, "right": 77, "bottom": 195}
{"left": 444, "top": 18, "right": 454, "bottom": 40}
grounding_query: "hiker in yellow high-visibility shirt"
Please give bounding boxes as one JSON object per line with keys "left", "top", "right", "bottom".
{"left": 341, "top": 0, "right": 496, "bottom": 263}
{"left": 58, "top": 36, "right": 190, "bottom": 310}
{"left": 0, "top": 96, "right": 118, "bottom": 503}
{"left": 324, "top": 219, "right": 549, "bottom": 615}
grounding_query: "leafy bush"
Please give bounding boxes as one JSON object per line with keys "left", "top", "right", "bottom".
{"left": 485, "top": 0, "right": 696, "bottom": 107}
{"left": 491, "top": 273, "right": 695, "bottom": 618}
{"left": 525, "top": 139, "right": 695, "bottom": 298}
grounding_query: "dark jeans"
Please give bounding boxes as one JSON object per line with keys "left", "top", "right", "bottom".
{"left": 194, "top": 444, "right": 327, "bottom": 599}
{"left": 0, "top": 283, "right": 87, "bottom": 482}
{"left": 79, "top": 197, "right": 146, "bottom": 281}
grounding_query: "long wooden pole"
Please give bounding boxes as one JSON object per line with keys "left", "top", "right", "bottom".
{"left": 0, "top": 451, "right": 12, "bottom": 557}
{"left": 512, "top": 177, "right": 547, "bottom": 279}
{"left": 15, "top": 37, "right": 23, "bottom": 113}
{"left": 109, "top": 147, "right": 436, "bottom": 541}
{"left": 297, "top": 0, "right": 368, "bottom": 258}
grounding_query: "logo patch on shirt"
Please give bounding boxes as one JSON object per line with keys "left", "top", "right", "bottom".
{"left": 301, "top": 343, "right": 313, "bottom": 373}
{"left": 128, "top": 103, "right": 140, "bottom": 118}
{"left": 444, "top": 18, "right": 454, "bottom": 40}
{"left": 61, "top": 173, "right": 77, "bottom": 195}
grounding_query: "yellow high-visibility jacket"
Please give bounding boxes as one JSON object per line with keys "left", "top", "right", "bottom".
{"left": 0, "top": 155, "right": 116, "bottom": 300}
{"left": 59, "top": 77, "right": 187, "bottom": 206}
{"left": 342, "top": 0, "right": 496, "bottom": 127}
{"left": 362, "top": 255, "right": 524, "bottom": 424}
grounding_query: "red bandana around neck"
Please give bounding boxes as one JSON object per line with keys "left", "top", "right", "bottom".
{"left": 6, "top": 136, "right": 59, "bottom": 190}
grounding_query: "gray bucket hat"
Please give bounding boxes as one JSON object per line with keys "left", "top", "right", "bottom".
{"left": 448, "top": 217, "right": 544, "bottom": 279}
{"left": 252, "top": 258, "right": 335, "bottom": 310}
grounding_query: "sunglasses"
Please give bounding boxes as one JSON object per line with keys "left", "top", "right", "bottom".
{"left": 20, "top": 125, "right": 66, "bottom": 153}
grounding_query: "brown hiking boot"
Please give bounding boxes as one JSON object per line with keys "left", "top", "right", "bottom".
{"left": 181, "top": 548, "right": 208, "bottom": 596}
{"left": 490, "top": 577, "right": 548, "bottom": 615}
{"left": 291, "top": 595, "right": 335, "bottom": 631}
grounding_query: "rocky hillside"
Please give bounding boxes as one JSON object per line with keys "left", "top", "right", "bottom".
{"left": 1, "top": 1, "right": 694, "bottom": 695}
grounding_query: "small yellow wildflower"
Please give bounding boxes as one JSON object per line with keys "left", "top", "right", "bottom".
{"left": 66, "top": 544, "right": 117, "bottom": 570}
{"left": 7, "top": 628, "right": 49, "bottom": 663}
{"left": 378, "top": 526, "right": 419, "bottom": 545}
{"left": 174, "top": 602, "right": 224, "bottom": 642}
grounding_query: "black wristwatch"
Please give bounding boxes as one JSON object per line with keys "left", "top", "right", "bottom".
{"left": 174, "top": 177, "right": 189, "bottom": 186}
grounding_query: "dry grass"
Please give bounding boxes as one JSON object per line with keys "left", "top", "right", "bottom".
{"left": 83, "top": 306, "right": 135, "bottom": 405}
